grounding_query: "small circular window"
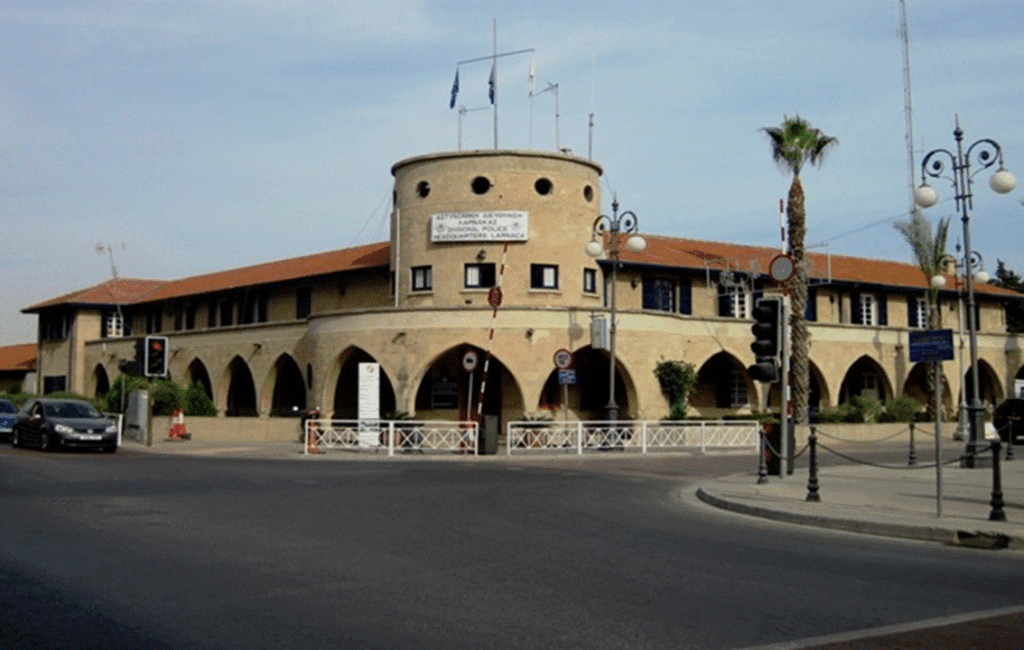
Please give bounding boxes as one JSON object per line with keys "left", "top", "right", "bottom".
{"left": 534, "top": 178, "right": 553, "bottom": 195}
{"left": 416, "top": 180, "right": 430, "bottom": 198}
{"left": 471, "top": 176, "right": 492, "bottom": 195}
{"left": 583, "top": 185, "right": 594, "bottom": 202}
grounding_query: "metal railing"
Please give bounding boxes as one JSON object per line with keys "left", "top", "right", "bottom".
{"left": 303, "top": 419, "right": 478, "bottom": 456}
{"left": 506, "top": 420, "right": 759, "bottom": 455}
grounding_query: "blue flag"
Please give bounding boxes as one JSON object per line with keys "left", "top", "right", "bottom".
{"left": 488, "top": 63, "right": 495, "bottom": 104}
{"left": 449, "top": 69, "right": 459, "bottom": 109}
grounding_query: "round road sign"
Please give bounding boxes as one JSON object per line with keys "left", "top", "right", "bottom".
{"left": 462, "top": 350, "right": 479, "bottom": 372}
{"left": 553, "top": 348, "right": 573, "bottom": 369}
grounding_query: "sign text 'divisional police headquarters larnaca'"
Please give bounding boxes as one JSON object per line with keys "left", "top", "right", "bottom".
{"left": 431, "top": 212, "right": 529, "bottom": 242}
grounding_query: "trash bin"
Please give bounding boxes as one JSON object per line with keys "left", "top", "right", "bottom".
{"left": 478, "top": 415, "right": 498, "bottom": 455}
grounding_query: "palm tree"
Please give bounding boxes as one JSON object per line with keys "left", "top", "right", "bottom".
{"left": 763, "top": 115, "right": 838, "bottom": 424}
{"left": 894, "top": 209, "right": 950, "bottom": 419}
{"left": 893, "top": 209, "right": 950, "bottom": 329}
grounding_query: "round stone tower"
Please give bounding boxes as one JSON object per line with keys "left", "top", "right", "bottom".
{"left": 390, "top": 149, "right": 604, "bottom": 310}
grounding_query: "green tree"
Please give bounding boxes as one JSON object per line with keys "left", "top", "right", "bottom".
{"left": 763, "top": 115, "right": 838, "bottom": 424}
{"left": 993, "top": 259, "right": 1024, "bottom": 333}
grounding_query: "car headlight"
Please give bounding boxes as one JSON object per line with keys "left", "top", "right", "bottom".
{"left": 55, "top": 424, "right": 74, "bottom": 435}
{"left": 105, "top": 424, "right": 117, "bottom": 434}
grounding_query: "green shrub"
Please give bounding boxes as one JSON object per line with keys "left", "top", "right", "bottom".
{"left": 879, "top": 396, "right": 922, "bottom": 423}
{"left": 1, "top": 390, "right": 34, "bottom": 407}
{"left": 149, "top": 379, "right": 185, "bottom": 416}
{"left": 655, "top": 359, "right": 697, "bottom": 420}
{"left": 103, "top": 375, "right": 150, "bottom": 413}
{"left": 184, "top": 382, "right": 217, "bottom": 416}
{"left": 847, "top": 395, "right": 882, "bottom": 423}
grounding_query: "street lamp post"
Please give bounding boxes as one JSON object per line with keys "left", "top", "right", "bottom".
{"left": 932, "top": 248, "right": 989, "bottom": 442}
{"left": 915, "top": 117, "right": 1016, "bottom": 466}
{"left": 586, "top": 195, "right": 646, "bottom": 423}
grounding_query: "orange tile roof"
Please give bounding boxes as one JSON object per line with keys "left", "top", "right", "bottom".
{"left": 23, "top": 278, "right": 169, "bottom": 312}
{"left": 21, "top": 236, "right": 1020, "bottom": 313}
{"left": 136, "top": 241, "right": 390, "bottom": 304}
{"left": 0, "top": 343, "right": 37, "bottom": 372}
{"left": 622, "top": 235, "right": 1020, "bottom": 297}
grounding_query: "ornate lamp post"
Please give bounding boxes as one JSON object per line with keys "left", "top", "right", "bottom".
{"left": 931, "top": 248, "right": 989, "bottom": 441}
{"left": 915, "top": 118, "right": 1016, "bottom": 466}
{"left": 586, "top": 195, "right": 646, "bottom": 422}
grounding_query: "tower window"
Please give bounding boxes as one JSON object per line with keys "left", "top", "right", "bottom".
{"left": 534, "top": 178, "right": 553, "bottom": 195}
{"left": 471, "top": 176, "right": 492, "bottom": 195}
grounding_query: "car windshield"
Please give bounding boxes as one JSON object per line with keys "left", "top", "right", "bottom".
{"left": 43, "top": 401, "right": 102, "bottom": 419}
{"left": 0, "top": 401, "right": 16, "bottom": 414}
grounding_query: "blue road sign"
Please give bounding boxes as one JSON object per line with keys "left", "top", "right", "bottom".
{"left": 558, "top": 369, "right": 577, "bottom": 385}
{"left": 908, "top": 329, "right": 954, "bottom": 362}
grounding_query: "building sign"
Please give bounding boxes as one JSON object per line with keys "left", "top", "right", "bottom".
{"left": 908, "top": 329, "right": 954, "bottom": 363}
{"left": 431, "top": 211, "right": 529, "bottom": 242}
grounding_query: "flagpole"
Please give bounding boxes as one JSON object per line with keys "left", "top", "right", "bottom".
{"left": 492, "top": 19, "right": 498, "bottom": 149}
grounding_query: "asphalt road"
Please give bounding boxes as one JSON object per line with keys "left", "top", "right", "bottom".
{"left": 2, "top": 447, "right": 1022, "bottom": 650}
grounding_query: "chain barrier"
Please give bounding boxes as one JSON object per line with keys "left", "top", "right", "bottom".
{"left": 816, "top": 441, "right": 961, "bottom": 470}
{"left": 812, "top": 425, "right": 912, "bottom": 444}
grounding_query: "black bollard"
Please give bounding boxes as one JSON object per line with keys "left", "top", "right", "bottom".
{"left": 989, "top": 440, "right": 1006, "bottom": 522}
{"left": 1003, "top": 424, "right": 1014, "bottom": 462}
{"left": 806, "top": 427, "right": 821, "bottom": 503}
{"left": 757, "top": 428, "right": 769, "bottom": 485}
{"left": 908, "top": 422, "right": 917, "bottom": 467}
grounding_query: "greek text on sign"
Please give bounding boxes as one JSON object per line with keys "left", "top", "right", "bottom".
{"left": 432, "top": 212, "right": 529, "bottom": 242}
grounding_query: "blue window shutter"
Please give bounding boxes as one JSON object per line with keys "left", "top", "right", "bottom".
{"left": 679, "top": 279, "right": 692, "bottom": 315}
{"left": 805, "top": 288, "right": 817, "bottom": 322}
{"left": 877, "top": 294, "right": 888, "bottom": 326}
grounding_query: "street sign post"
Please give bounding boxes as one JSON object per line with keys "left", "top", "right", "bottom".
{"left": 908, "top": 329, "right": 954, "bottom": 362}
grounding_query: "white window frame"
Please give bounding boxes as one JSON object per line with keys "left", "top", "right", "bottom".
{"left": 731, "top": 289, "right": 750, "bottom": 320}
{"left": 104, "top": 312, "right": 124, "bottom": 338}
{"left": 858, "top": 294, "right": 876, "bottom": 325}
{"left": 531, "top": 264, "right": 559, "bottom": 290}
{"left": 913, "top": 296, "right": 928, "bottom": 328}
{"left": 729, "top": 369, "right": 749, "bottom": 407}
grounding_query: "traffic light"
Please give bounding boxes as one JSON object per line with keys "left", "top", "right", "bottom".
{"left": 143, "top": 335, "right": 169, "bottom": 377}
{"left": 748, "top": 297, "right": 783, "bottom": 383}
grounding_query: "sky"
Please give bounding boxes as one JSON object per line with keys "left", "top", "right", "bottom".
{"left": 2, "top": 0, "right": 1023, "bottom": 347}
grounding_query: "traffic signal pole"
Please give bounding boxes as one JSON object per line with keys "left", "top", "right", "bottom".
{"left": 780, "top": 296, "right": 791, "bottom": 478}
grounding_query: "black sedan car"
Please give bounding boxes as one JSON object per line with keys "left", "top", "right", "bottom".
{"left": 12, "top": 398, "right": 118, "bottom": 452}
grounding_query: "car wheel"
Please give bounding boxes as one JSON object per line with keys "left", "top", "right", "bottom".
{"left": 11, "top": 427, "right": 21, "bottom": 448}
{"left": 39, "top": 432, "right": 52, "bottom": 451}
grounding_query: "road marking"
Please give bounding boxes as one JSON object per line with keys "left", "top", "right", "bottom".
{"left": 733, "top": 605, "right": 1024, "bottom": 650}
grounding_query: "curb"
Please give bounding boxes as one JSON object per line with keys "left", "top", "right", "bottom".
{"left": 694, "top": 487, "right": 1023, "bottom": 550}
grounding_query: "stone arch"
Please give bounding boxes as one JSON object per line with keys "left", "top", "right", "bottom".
{"left": 92, "top": 364, "right": 111, "bottom": 399}
{"left": 839, "top": 356, "right": 893, "bottom": 405}
{"left": 329, "top": 347, "right": 397, "bottom": 420}
{"left": 902, "top": 362, "right": 953, "bottom": 415}
{"left": 411, "top": 344, "right": 525, "bottom": 426}
{"left": 186, "top": 358, "right": 214, "bottom": 400}
{"left": 264, "top": 353, "right": 307, "bottom": 417}
{"left": 692, "top": 351, "right": 754, "bottom": 416}
{"left": 964, "top": 359, "right": 1003, "bottom": 411}
{"left": 221, "top": 356, "right": 257, "bottom": 417}
{"left": 537, "top": 345, "right": 638, "bottom": 420}
{"left": 767, "top": 359, "right": 828, "bottom": 416}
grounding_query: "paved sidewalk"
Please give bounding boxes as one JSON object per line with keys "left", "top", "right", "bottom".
{"left": 695, "top": 457, "right": 1024, "bottom": 549}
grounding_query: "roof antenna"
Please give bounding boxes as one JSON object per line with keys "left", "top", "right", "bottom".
{"left": 95, "top": 242, "right": 125, "bottom": 280}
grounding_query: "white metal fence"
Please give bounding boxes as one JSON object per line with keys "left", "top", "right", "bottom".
{"left": 506, "top": 420, "right": 759, "bottom": 455}
{"left": 304, "top": 419, "right": 479, "bottom": 456}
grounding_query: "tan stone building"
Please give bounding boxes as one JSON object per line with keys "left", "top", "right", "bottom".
{"left": 22, "top": 149, "right": 1024, "bottom": 439}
